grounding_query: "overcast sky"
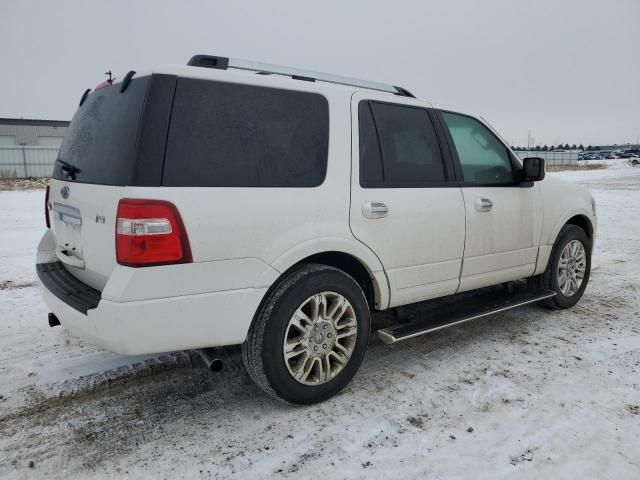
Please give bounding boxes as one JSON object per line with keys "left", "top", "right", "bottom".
{"left": 1, "top": 0, "right": 638, "bottom": 146}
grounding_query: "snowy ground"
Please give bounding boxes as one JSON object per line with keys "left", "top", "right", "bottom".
{"left": 1, "top": 162, "right": 639, "bottom": 479}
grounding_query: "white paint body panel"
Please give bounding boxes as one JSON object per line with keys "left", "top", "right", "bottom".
{"left": 39, "top": 278, "right": 268, "bottom": 355}
{"left": 457, "top": 185, "right": 541, "bottom": 292}
{"left": 349, "top": 92, "right": 465, "bottom": 308}
{"left": 534, "top": 175, "right": 597, "bottom": 274}
{"left": 37, "top": 63, "right": 596, "bottom": 355}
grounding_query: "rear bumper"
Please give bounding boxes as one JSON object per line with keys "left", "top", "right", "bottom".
{"left": 37, "top": 262, "right": 101, "bottom": 314}
{"left": 37, "top": 262, "right": 267, "bottom": 355}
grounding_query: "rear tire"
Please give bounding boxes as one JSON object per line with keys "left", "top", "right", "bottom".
{"left": 242, "top": 264, "right": 371, "bottom": 405}
{"left": 540, "top": 224, "right": 592, "bottom": 309}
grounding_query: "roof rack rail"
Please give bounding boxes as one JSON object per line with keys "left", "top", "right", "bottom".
{"left": 187, "top": 55, "right": 415, "bottom": 98}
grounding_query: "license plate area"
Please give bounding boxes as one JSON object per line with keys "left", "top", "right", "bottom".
{"left": 52, "top": 202, "right": 84, "bottom": 260}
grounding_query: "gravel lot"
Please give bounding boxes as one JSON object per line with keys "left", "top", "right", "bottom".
{"left": 1, "top": 163, "right": 639, "bottom": 479}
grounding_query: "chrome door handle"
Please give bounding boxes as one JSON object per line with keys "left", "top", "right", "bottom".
{"left": 475, "top": 197, "right": 493, "bottom": 212}
{"left": 362, "top": 201, "right": 389, "bottom": 219}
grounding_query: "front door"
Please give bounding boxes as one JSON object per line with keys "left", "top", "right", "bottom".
{"left": 438, "top": 111, "right": 542, "bottom": 292}
{"left": 349, "top": 94, "right": 466, "bottom": 308}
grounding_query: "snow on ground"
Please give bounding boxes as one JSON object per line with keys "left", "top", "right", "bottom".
{"left": 0, "top": 163, "right": 639, "bottom": 479}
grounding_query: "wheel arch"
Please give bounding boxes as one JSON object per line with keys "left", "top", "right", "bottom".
{"left": 565, "top": 214, "right": 594, "bottom": 239}
{"left": 257, "top": 238, "right": 390, "bottom": 310}
{"left": 286, "top": 251, "right": 381, "bottom": 310}
{"left": 546, "top": 208, "right": 595, "bottom": 246}
{"left": 535, "top": 210, "right": 595, "bottom": 276}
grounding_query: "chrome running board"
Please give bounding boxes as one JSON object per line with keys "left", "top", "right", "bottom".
{"left": 377, "top": 290, "right": 556, "bottom": 345}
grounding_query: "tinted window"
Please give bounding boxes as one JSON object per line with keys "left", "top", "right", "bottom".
{"left": 163, "top": 79, "right": 329, "bottom": 187}
{"left": 359, "top": 101, "right": 445, "bottom": 187}
{"left": 358, "top": 102, "right": 384, "bottom": 186}
{"left": 53, "top": 76, "right": 150, "bottom": 185}
{"left": 441, "top": 112, "right": 514, "bottom": 185}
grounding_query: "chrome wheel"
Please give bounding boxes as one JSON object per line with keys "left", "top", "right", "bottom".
{"left": 283, "top": 292, "right": 358, "bottom": 386}
{"left": 557, "top": 239, "right": 587, "bottom": 297}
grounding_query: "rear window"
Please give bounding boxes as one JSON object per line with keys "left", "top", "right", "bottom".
{"left": 53, "top": 76, "right": 150, "bottom": 185}
{"left": 162, "top": 78, "right": 329, "bottom": 187}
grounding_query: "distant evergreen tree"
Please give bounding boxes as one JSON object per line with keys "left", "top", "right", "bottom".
{"left": 586, "top": 145, "right": 593, "bottom": 150}
{"left": 563, "top": 143, "right": 570, "bottom": 150}
{"left": 571, "top": 144, "right": 577, "bottom": 150}
{"left": 542, "top": 145, "right": 549, "bottom": 151}
{"left": 579, "top": 144, "right": 584, "bottom": 150}
{"left": 534, "top": 145, "right": 541, "bottom": 151}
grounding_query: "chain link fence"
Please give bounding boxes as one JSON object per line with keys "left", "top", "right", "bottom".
{"left": 0, "top": 146, "right": 59, "bottom": 178}
{"left": 514, "top": 150, "right": 579, "bottom": 166}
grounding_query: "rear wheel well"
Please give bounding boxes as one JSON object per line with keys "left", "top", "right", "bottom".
{"left": 565, "top": 215, "right": 593, "bottom": 239}
{"left": 291, "top": 252, "right": 377, "bottom": 310}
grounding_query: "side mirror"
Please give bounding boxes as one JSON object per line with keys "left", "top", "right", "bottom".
{"left": 521, "top": 157, "right": 545, "bottom": 182}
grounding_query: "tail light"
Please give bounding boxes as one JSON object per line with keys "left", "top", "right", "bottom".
{"left": 45, "top": 185, "right": 51, "bottom": 228}
{"left": 116, "top": 199, "right": 192, "bottom": 267}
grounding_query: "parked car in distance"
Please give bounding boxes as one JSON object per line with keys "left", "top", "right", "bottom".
{"left": 37, "top": 55, "right": 597, "bottom": 404}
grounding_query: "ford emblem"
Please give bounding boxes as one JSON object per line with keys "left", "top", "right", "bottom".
{"left": 61, "top": 186, "right": 70, "bottom": 199}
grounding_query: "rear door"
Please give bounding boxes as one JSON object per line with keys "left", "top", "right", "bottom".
{"left": 349, "top": 93, "right": 466, "bottom": 308}
{"left": 437, "top": 110, "right": 541, "bottom": 292}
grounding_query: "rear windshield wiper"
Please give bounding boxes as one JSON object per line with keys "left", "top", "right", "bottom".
{"left": 55, "top": 159, "right": 81, "bottom": 179}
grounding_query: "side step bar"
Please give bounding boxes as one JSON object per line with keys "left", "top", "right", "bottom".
{"left": 377, "top": 290, "right": 556, "bottom": 345}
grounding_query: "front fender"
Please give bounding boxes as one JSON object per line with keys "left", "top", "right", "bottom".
{"left": 539, "top": 176, "right": 596, "bottom": 246}
{"left": 534, "top": 176, "right": 596, "bottom": 275}
{"left": 546, "top": 206, "right": 596, "bottom": 246}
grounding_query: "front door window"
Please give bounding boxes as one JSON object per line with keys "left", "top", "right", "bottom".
{"left": 441, "top": 112, "right": 514, "bottom": 185}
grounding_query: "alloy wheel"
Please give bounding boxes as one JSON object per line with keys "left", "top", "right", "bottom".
{"left": 557, "top": 239, "right": 587, "bottom": 296}
{"left": 283, "top": 292, "right": 358, "bottom": 385}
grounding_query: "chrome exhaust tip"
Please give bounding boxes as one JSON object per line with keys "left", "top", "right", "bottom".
{"left": 48, "top": 313, "right": 61, "bottom": 328}
{"left": 197, "top": 348, "right": 224, "bottom": 372}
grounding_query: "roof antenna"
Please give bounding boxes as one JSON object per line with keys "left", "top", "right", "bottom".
{"left": 104, "top": 70, "right": 114, "bottom": 84}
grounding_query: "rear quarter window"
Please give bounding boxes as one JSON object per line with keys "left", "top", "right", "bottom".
{"left": 162, "top": 79, "right": 329, "bottom": 187}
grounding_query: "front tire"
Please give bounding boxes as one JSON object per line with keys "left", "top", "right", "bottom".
{"left": 242, "top": 264, "right": 371, "bottom": 405}
{"left": 543, "top": 224, "right": 592, "bottom": 309}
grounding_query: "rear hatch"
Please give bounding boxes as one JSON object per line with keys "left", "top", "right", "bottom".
{"left": 48, "top": 74, "right": 175, "bottom": 290}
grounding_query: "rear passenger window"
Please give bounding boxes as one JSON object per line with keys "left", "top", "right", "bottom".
{"left": 358, "top": 102, "right": 384, "bottom": 186}
{"left": 359, "top": 101, "right": 446, "bottom": 187}
{"left": 163, "top": 79, "right": 329, "bottom": 187}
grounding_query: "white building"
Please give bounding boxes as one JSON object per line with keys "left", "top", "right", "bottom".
{"left": 0, "top": 118, "right": 69, "bottom": 147}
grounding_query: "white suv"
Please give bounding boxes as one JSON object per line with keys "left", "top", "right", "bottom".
{"left": 37, "top": 55, "right": 596, "bottom": 404}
